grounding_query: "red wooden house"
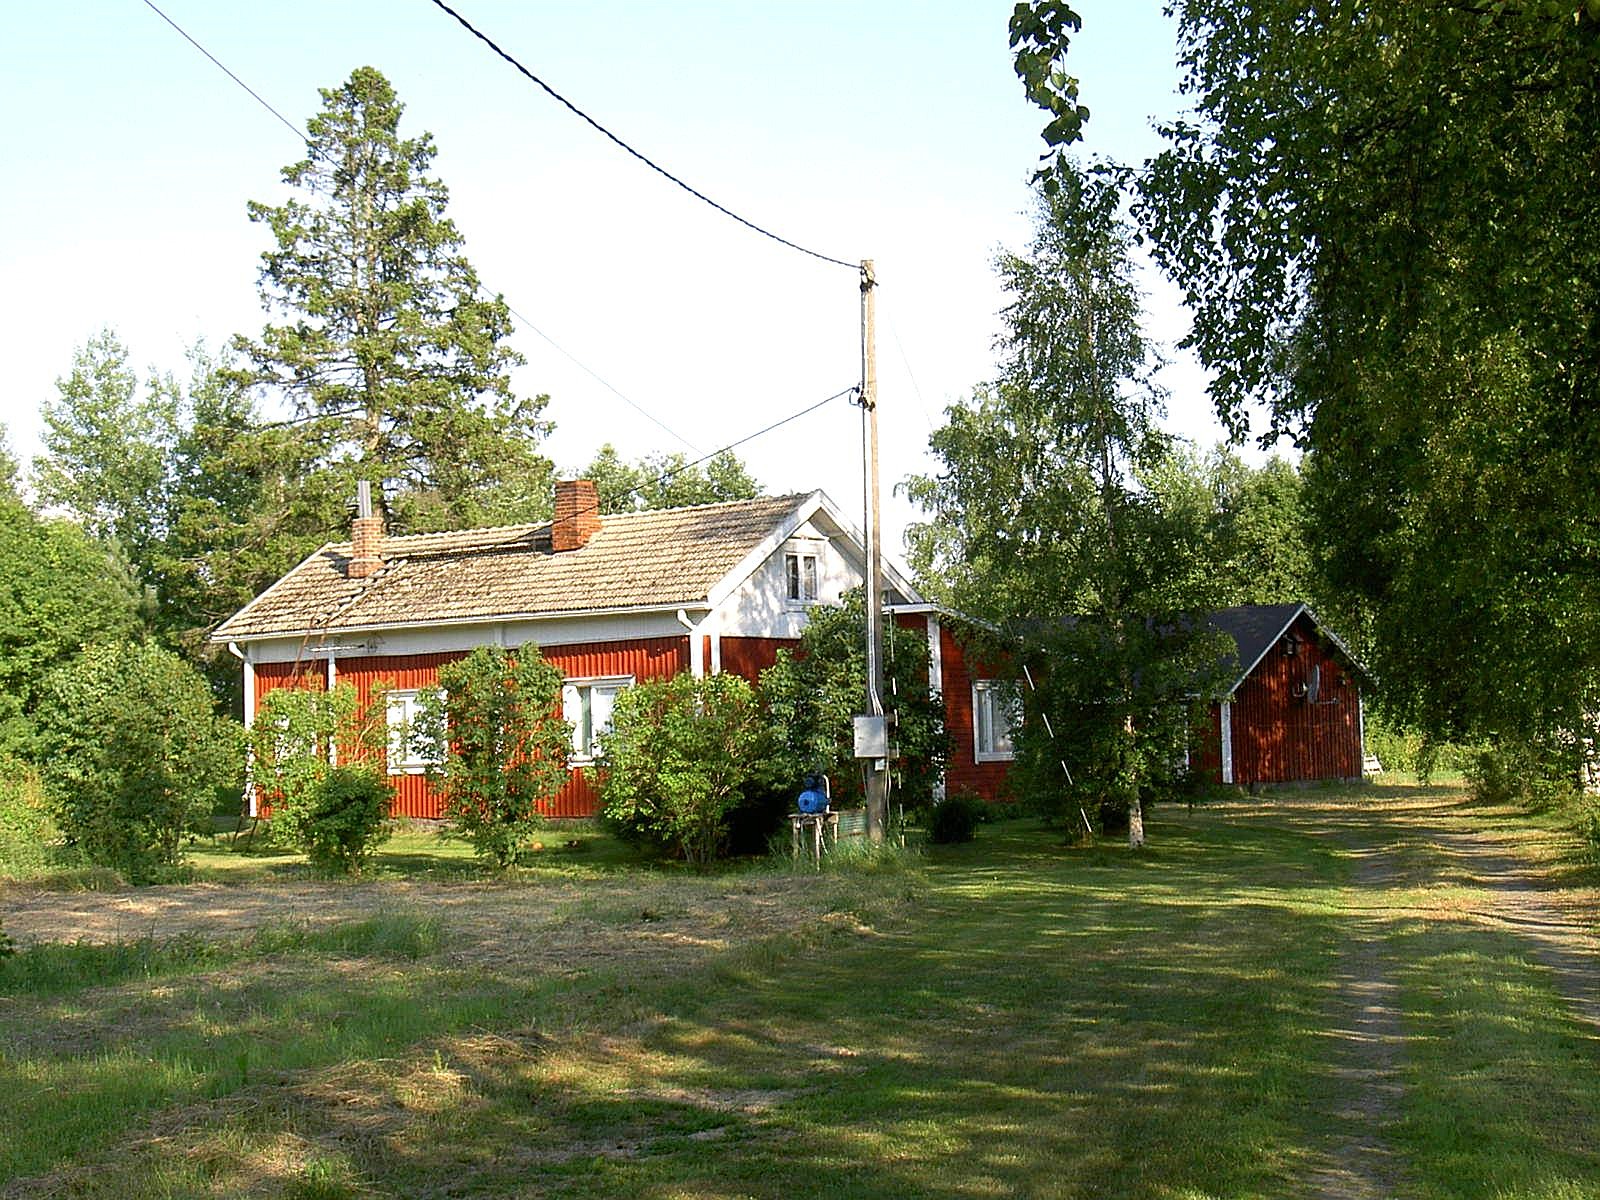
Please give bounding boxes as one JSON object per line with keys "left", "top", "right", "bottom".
{"left": 1195, "top": 603, "right": 1369, "bottom": 786}
{"left": 212, "top": 481, "right": 1016, "bottom": 817}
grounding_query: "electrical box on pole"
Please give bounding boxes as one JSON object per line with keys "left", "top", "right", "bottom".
{"left": 859, "top": 259, "right": 888, "bottom": 842}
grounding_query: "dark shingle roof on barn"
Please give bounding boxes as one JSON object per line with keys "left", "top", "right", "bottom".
{"left": 1208, "top": 602, "right": 1368, "bottom": 693}
{"left": 1209, "top": 603, "right": 1304, "bottom": 688}
{"left": 212, "top": 493, "right": 811, "bottom": 641}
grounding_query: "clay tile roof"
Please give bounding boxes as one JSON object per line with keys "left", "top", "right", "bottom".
{"left": 213, "top": 493, "right": 811, "bottom": 642}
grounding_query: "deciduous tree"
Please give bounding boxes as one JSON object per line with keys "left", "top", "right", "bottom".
{"left": 1009, "top": 0, "right": 1600, "bottom": 751}
{"left": 0, "top": 498, "right": 143, "bottom": 757}
{"left": 600, "top": 673, "right": 766, "bottom": 866}
{"left": 759, "top": 590, "right": 945, "bottom": 814}
{"left": 33, "top": 329, "right": 175, "bottom": 574}
{"left": 578, "top": 444, "right": 762, "bottom": 513}
{"left": 415, "top": 645, "right": 570, "bottom": 870}
{"left": 906, "top": 174, "right": 1223, "bottom": 844}
{"left": 36, "top": 641, "right": 242, "bottom": 882}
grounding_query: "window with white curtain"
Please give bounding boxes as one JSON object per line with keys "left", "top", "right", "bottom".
{"left": 562, "top": 676, "right": 633, "bottom": 761}
{"left": 972, "top": 679, "right": 1019, "bottom": 763}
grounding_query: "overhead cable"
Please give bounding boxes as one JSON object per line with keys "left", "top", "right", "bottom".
{"left": 590, "top": 385, "right": 858, "bottom": 516}
{"left": 423, "top": 0, "right": 859, "bottom": 272}
{"left": 140, "top": 0, "right": 700, "bottom": 454}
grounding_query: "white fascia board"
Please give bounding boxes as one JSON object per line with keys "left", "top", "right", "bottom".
{"left": 1226, "top": 602, "right": 1308, "bottom": 694}
{"left": 222, "top": 600, "right": 712, "bottom": 645}
{"left": 703, "top": 491, "right": 885, "bottom": 613}
{"left": 746, "top": 489, "right": 923, "bottom": 607}
{"left": 209, "top": 542, "right": 338, "bottom": 644}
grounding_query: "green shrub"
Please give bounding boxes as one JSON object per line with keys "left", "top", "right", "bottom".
{"left": 415, "top": 644, "right": 571, "bottom": 870}
{"left": 250, "top": 683, "right": 387, "bottom": 814}
{"left": 0, "top": 755, "right": 58, "bottom": 875}
{"left": 275, "top": 766, "right": 392, "bottom": 875}
{"left": 0, "top": 918, "right": 14, "bottom": 961}
{"left": 36, "top": 642, "right": 243, "bottom": 883}
{"left": 601, "top": 672, "right": 766, "bottom": 866}
{"left": 1576, "top": 796, "right": 1600, "bottom": 866}
{"left": 759, "top": 590, "right": 947, "bottom": 813}
{"left": 1466, "top": 742, "right": 1580, "bottom": 811}
{"left": 929, "top": 792, "right": 985, "bottom": 844}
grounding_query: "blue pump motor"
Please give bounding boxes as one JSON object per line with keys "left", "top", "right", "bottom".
{"left": 796, "top": 771, "right": 829, "bottom": 814}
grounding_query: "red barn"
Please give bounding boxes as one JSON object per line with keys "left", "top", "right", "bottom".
{"left": 1196, "top": 603, "right": 1369, "bottom": 787}
{"left": 212, "top": 481, "right": 1014, "bottom": 816}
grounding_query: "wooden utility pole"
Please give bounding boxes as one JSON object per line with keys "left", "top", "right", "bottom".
{"left": 861, "top": 259, "right": 888, "bottom": 843}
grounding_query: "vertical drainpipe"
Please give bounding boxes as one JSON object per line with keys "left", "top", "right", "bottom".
{"left": 925, "top": 613, "right": 946, "bottom": 801}
{"left": 1220, "top": 698, "right": 1235, "bottom": 786}
{"left": 325, "top": 650, "right": 338, "bottom": 767}
{"left": 678, "top": 609, "right": 704, "bottom": 679}
{"left": 229, "top": 642, "right": 257, "bottom": 817}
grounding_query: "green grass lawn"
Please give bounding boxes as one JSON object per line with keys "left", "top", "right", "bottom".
{"left": 181, "top": 818, "right": 652, "bottom": 884}
{"left": 2, "top": 784, "right": 1598, "bottom": 1198}
{"left": 0, "top": 818, "right": 655, "bottom": 891}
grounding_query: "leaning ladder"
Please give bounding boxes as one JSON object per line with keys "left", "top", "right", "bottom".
{"left": 1022, "top": 664, "right": 1095, "bottom": 838}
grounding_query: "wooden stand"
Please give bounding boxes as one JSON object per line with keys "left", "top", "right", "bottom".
{"left": 790, "top": 810, "right": 839, "bottom": 868}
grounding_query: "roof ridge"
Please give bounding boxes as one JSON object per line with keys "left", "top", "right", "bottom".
{"left": 326, "top": 493, "right": 811, "bottom": 550}
{"left": 212, "top": 490, "right": 830, "bottom": 644}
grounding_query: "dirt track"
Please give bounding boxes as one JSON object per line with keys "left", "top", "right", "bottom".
{"left": 1255, "top": 788, "right": 1600, "bottom": 1200}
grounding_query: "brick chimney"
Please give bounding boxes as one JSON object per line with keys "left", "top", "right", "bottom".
{"left": 347, "top": 480, "right": 385, "bottom": 579}
{"left": 551, "top": 479, "right": 601, "bottom": 552}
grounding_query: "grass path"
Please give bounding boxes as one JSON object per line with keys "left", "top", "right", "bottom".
{"left": 1305, "top": 821, "right": 1404, "bottom": 1200}
{"left": 3, "top": 783, "right": 1599, "bottom": 1198}
{"left": 1250, "top": 786, "right": 1600, "bottom": 1200}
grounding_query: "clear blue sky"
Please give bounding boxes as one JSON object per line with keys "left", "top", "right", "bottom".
{"left": 0, "top": 1, "right": 1253, "bottom": 551}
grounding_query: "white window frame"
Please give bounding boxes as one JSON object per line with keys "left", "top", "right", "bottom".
{"left": 972, "top": 679, "right": 1019, "bottom": 763}
{"left": 563, "top": 675, "right": 634, "bottom": 763}
{"left": 386, "top": 689, "right": 440, "bottom": 776}
{"left": 784, "top": 548, "right": 821, "bottom": 607}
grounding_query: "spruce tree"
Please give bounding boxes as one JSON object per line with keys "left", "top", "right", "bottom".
{"left": 233, "top": 66, "right": 553, "bottom": 532}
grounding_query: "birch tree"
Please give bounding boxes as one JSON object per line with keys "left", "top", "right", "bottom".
{"left": 908, "top": 171, "right": 1219, "bottom": 846}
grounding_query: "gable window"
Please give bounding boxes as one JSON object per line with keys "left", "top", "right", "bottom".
{"left": 785, "top": 552, "right": 819, "bottom": 605}
{"left": 972, "top": 680, "right": 1019, "bottom": 763}
{"left": 563, "top": 676, "right": 633, "bottom": 762}
{"left": 386, "top": 689, "right": 440, "bottom": 775}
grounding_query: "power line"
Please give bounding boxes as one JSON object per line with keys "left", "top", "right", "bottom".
{"left": 141, "top": 0, "right": 700, "bottom": 455}
{"left": 423, "top": 0, "right": 859, "bottom": 272}
{"left": 882, "top": 302, "right": 939, "bottom": 435}
{"left": 499, "top": 302, "right": 700, "bottom": 453}
{"left": 142, "top": 0, "right": 307, "bottom": 143}
{"left": 592, "top": 385, "right": 858, "bottom": 516}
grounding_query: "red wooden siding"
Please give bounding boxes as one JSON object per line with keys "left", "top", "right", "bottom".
{"left": 720, "top": 636, "right": 796, "bottom": 680}
{"left": 938, "top": 623, "right": 1011, "bottom": 801}
{"left": 1190, "top": 704, "right": 1225, "bottom": 781}
{"left": 253, "top": 658, "right": 323, "bottom": 710}
{"left": 539, "top": 637, "right": 690, "bottom": 817}
{"left": 256, "top": 636, "right": 693, "bottom": 820}
{"left": 333, "top": 652, "right": 465, "bottom": 818}
{"left": 251, "top": 618, "right": 1026, "bottom": 817}
{"left": 1219, "top": 613, "right": 1363, "bottom": 785}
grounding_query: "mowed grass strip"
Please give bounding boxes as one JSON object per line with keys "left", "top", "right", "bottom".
{"left": 3, "top": 814, "right": 1349, "bottom": 1199}
{"left": 1389, "top": 918, "right": 1600, "bottom": 1198}
{"left": 7, "top": 788, "right": 1598, "bottom": 1199}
